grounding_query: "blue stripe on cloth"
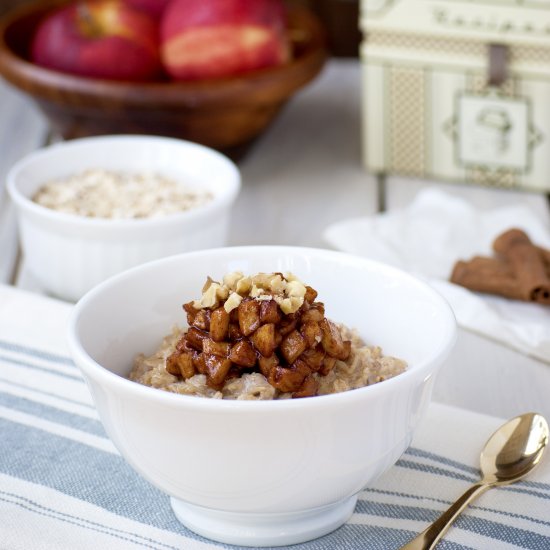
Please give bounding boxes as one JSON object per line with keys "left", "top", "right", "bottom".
{"left": 0, "top": 418, "right": 478, "bottom": 550}
{"left": 457, "top": 515, "right": 550, "bottom": 549}
{"left": 0, "top": 353, "right": 83, "bottom": 382}
{"left": 0, "top": 391, "right": 104, "bottom": 436}
{"left": 258, "top": 523, "right": 473, "bottom": 550}
{"left": 406, "top": 447, "right": 479, "bottom": 475}
{"left": 0, "top": 339, "right": 74, "bottom": 366}
{"left": 397, "top": 459, "right": 550, "bottom": 501}
{"left": 0, "top": 418, "right": 180, "bottom": 530}
{"left": 0, "top": 492, "right": 179, "bottom": 550}
{"left": 397, "top": 459, "right": 475, "bottom": 482}
{"left": 0, "top": 374, "right": 94, "bottom": 409}
{"left": 356, "top": 500, "right": 550, "bottom": 548}
{"left": 361, "top": 487, "right": 550, "bottom": 530}
{"left": 405, "top": 447, "right": 550, "bottom": 493}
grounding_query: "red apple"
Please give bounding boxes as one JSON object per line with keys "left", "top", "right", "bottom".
{"left": 160, "top": 0, "right": 290, "bottom": 80}
{"left": 31, "top": 0, "right": 161, "bottom": 81}
{"left": 123, "top": 0, "right": 170, "bottom": 19}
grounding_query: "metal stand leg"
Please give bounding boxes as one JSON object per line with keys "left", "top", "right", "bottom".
{"left": 376, "top": 172, "right": 387, "bottom": 213}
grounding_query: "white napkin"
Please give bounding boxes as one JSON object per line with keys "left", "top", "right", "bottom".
{"left": 323, "top": 188, "right": 550, "bottom": 364}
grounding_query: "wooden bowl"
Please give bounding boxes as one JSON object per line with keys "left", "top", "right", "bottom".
{"left": 0, "top": 0, "right": 327, "bottom": 159}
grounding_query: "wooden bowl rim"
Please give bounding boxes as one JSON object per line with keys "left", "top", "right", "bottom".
{"left": 0, "top": 1, "right": 328, "bottom": 108}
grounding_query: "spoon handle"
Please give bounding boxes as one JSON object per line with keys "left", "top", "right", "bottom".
{"left": 399, "top": 482, "right": 490, "bottom": 550}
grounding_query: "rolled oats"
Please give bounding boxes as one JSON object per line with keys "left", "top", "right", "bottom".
{"left": 33, "top": 169, "right": 213, "bottom": 219}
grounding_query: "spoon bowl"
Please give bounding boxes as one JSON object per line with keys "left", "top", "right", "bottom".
{"left": 481, "top": 413, "right": 549, "bottom": 484}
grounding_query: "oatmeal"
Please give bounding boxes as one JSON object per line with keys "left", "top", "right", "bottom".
{"left": 32, "top": 169, "right": 213, "bottom": 219}
{"left": 129, "top": 272, "right": 406, "bottom": 399}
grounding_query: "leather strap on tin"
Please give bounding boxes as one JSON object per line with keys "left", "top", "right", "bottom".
{"left": 488, "top": 43, "right": 509, "bottom": 87}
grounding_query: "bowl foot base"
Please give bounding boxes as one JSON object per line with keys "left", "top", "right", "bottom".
{"left": 170, "top": 494, "right": 358, "bottom": 547}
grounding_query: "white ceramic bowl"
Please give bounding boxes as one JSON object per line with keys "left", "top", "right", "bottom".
{"left": 7, "top": 135, "right": 240, "bottom": 301}
{"left": 67, "top": 246, "right": 457, "bottom": 547}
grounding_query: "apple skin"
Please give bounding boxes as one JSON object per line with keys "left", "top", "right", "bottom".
{"left": 124, "top": 0, "right": 170, "bottom": 19}
{"left": 160, "top": 0, "right": 290, "bottom": 80}
{"left": 31, "top": 1, "right": 161, "bottom": 81}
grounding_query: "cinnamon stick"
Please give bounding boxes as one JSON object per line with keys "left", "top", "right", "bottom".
{"left": 467, "top": 255, "right": 514, "bottom": 277}
{"left": 536, "top": 246, "right": 550, "bottom": 276}
{"left": 450, "top": 259, "right": 523, "bottom": 300}
{"left": 493, "top": 228, "right": 550, "bottom": 305}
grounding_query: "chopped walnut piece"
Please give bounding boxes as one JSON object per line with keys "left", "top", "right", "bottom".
{"left": 223, "top": 271, "right": 244, "bottom": 290}
{"left": 224, "top": 292, "right": 243, "bottom": 313}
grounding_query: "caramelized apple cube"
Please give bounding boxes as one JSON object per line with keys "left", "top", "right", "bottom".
{"left": 260, "top": 300, "right": 281, "bottom": 324}
{"left": 165, "top": 351, "right": 182, "bottom": 376}
{"left": 319, "top": 319, "right": 350, "bottom": 360}
{"left": 300, "top": 320, "right": 322, "bottom": 348}
{"left": 229, "top": 339, "right": 257, "bottom": 367}
{"left": 300, "top": 345, "right": 325, "bottom": 371}
{"left": 192, "top": 309, "right": 211, "bottom": 331}
{"left": 304, "top": 286, "right": 318, "bottom": 304}
{"left": 204, "top": 355, "right": 232, "bottom": 387}
{"left": 238, "top": 299, "right": 261, "bottom": 336}
{"left": 278, "top": 315, "right": 297, "bottom": 336}
{"left": 300, "top": 303, "right": 325, "bottom": 323}
{"left": 251, "top": 323, "right": 277, "bottom": 357}
{"left": 258, "top": 354, "right": 278, "bottom": 377}
{"left": 268, "top": 360, "right": 310, "bottom": 393}
{"left": 183, "top": 301, "right": 197, "bottom": 326}
{"left": 280, "top": 329, "right": 307, "bottom": 364}
{"left": 185, "top": 327, "right": 206, "bottom": 351}
{"left": 228, "top": 323, "right": 243, "bottom": 340}
{"left": 320, "top": 356, "right": 337, "bottom": 376}
{"left": 292, "top": 374, "right": 318, "bottom": 398}
{"left": 202, "top": 338, "right": 230, "bottom": 357}
{"left": 210, "top": 307, "right": 229, "bottom": 342}
{"left": 193, "top": 352, "right": 207, "bottom": 375}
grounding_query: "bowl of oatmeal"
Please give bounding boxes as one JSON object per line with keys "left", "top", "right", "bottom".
{"left": 67, "top": 246, "right": 457, "bottom": 547}
{"left": 7, "top": 135, "right": 240, "bottom": 301}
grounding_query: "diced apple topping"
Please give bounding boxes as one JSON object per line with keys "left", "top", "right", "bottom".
{"left": 169, "top": 272, "right": 352, "bottom": 398}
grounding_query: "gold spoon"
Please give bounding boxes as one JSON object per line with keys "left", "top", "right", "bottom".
{"left": 400, "top": 412, "right": 549, "bottom": 550}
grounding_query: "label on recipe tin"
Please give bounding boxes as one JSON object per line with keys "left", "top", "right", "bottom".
{"left": 457, "top": 94, "right": 530, "bottom": 171}
{"left": 362, "top": 0, "right": 550, "bottom": 47}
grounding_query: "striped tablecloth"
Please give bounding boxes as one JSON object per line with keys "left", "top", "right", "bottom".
{"left": 0, "top": 284, "right": 549, "bottom": 550}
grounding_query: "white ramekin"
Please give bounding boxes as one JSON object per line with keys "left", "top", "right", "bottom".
{"left": 7, "top": 135, "right": 240, "bottom": 301}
